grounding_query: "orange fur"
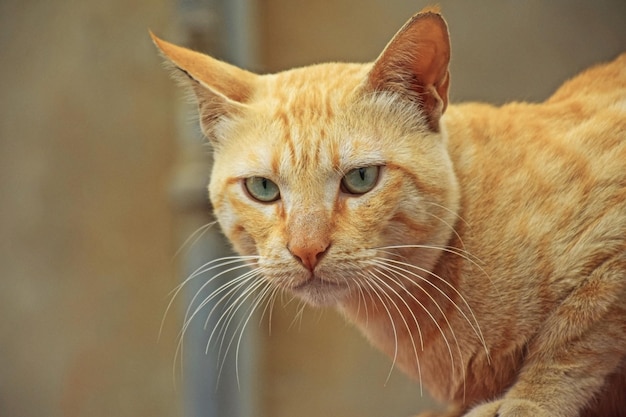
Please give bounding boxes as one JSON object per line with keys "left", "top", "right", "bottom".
{"left": 153, "top": 10, "right": 626, "bottom": 417}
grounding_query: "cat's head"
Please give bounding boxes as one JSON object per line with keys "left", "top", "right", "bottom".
{"left": 153, "top": 10, "right": 460, "bottom": 306}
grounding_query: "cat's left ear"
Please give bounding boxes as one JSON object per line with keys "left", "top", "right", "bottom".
{"left": 365, "top": 10, "right": 450, "bottom": 132}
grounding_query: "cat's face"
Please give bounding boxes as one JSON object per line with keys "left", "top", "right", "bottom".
{"left": 209, "top": 64, "right": 459, "bottom": 305}
{"left": 153, "top": 10, "right": 457, "bottom": 306}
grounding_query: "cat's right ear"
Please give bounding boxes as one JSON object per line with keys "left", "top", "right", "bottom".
{"left": 364, "top": 9, "right": 450, "bottom": 132}
{"left": 150, "top": 32, "right": 256, "bottom": 143}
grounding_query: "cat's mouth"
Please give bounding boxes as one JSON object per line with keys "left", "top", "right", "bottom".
{"left": 288, "top": 275, "right": 350, "bottom": 306}
{"left": 292, "top": 276, "right": 344, "bottom": 290}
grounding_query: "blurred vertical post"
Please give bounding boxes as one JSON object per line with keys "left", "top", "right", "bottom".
{"left": 169, "top": 0, "right": 260, "bottom": 416}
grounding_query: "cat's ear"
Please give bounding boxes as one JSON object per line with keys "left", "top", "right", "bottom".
{"left": 365, "top": 9, "right": 450, "bottom": 131}
{"left": 150, "top": 32, "right": 257, "bottom": 142}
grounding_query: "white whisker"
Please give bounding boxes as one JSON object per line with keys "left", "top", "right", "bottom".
{"left": 424, "top": 211, "right": 467, "bottom": 251}
{"left": 211, "top": 273, "right": 266, "bottom": 358}
{"left": 259, "top": 285, "right": 282, "bottom": 336}
{"left": 358, "top": 274, "right": 399, "bottom": 385}
{"left": 287, "top": 299, "right": 308, "bottom": 331}
{"left": 425, "top": 201, "right": 470, "bottom": 229}
{"left": 232, "top": 280, "right": 275, "bottom": 387}
{"left": 370, "top": 259, "right": 461, "bottom": 396}
{"left": 166, "top": 258, "right": 259, "bottom": 384}
{"left": 365, "top": 268, "right": 424, "bottom": 392}
{"left": 183, "top": 262, "right": 260, "bottom": 330}
{"left": 215, "top": 278, "right": 272, "bottom": 388}
{"left": 172, "top": 263, "right": 260, "bottom": 371}
{"left": 173, "top": 221, "right": 218, "bottom": 259}
{"left": 160, "top": 256, "right": 259, "bottom": 340}
{"left": 379, "top": 255, "right": 489, "bottom": 360}
{"left": 377, "top": 244, "right": 493, "bottom": 355}
{"left": 346, "top": 271, "right": 370, "bottom": 325}
{"left": 381, "top": 244, "right": 485, "bottom": 270}
{"left": 173, "top": 268, "right": 259, "bottom": 370}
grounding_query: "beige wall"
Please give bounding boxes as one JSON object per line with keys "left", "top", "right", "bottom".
{"left": 1, "top": 1, "right": 624, "bottom": 417}
{"left": 0, "top": 1, "right": 181, "bottom": 416}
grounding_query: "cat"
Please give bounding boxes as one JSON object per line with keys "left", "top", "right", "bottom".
{"left": 152, "top": 7, "right": 626, "bottom": 417}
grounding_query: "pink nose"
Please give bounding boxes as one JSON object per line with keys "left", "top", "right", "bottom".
{"left": 288, "top": 243, "right": 329, "bottom": 271}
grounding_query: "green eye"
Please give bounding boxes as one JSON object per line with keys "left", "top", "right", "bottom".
{"left": 341, "top": 166, "right": 380, "bottom": 195}
{"left": 244, "top": 177, "right": 280, "bottom": 202}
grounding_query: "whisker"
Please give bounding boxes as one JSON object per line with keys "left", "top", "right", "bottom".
{"left": 379, "top": 256, "right": 489, "bottom": 359}
{"left": 268, "top": 286, "right": 282, "bottom": 335}
{"left": 205, "top": 271, "right": 265, "bottom": 355}
{"left": 232, "top": 280, "right": 275, "bottom": 388}
{"left": 287, "top": 299, "right": 308, "bottom": 331}
{"left": 213, "top": 284, "right": 260, "bottom": 362}
{"left": 369, "top": 267, "right": 425, "bottom": 352}
{"left": 378, "top": 243, "right": 495, "bottom": 350}
{"left": 173, "top": 266, "right": 261, "bottom": 378}
{"left": 168, "top": 260, "right": 259, "bottom": 382}
{"left": 425, "top": 201, "right": 470, "bottom": 229}
{"left": 380, "top": 243, "right": 486, "bottom": 270}
{"left": 364, "top": 268, "right": 424, "bottom": 392}
{"left": 358, "top": 274, "right": 399, "bottom": 385}
{"left": 183, "top": 262, "right": 260, "bottom": 331}
{"left": 259, "top": 285, "right": 282, "bottom": 336}
{"left": 173, "top": 221, "right": 218, "bottom": 259}
{"left": 214, "top": 278, "right": 272, "bottom": 388}
{"left": 424, "top": 211, "right": 467, "bottom": 251}
{"left": 356, "top": 279, "right": 369, "bottom": 326}
{"left": 370, "top": 260, "right": 461, "bottom": 395}
{"left": 344, "top": 270, "right": 370, "bottom": 325}
{"left": 160, "top": 256, "right": 259, "bottom": 340}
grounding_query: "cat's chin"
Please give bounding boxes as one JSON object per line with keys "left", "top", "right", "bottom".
{"left": 288, "top": 277, "right": 350, "bottom": 307}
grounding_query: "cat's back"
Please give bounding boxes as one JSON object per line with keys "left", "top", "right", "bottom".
{"left": 448, "top": 53, "right": 626, "bottom": 147}
{"left": 539, "top": 52, "right": 626, "bottom": 176}
{"left": 437, "top": 55, "right": 626, "bottom": 411}
{"left": 547, "top": 52, "right": 626, "bottom": 107}
{"left": 446, "top": 53, "right": 626, "bottom": 184}
{"left": 541, "top": 53, "right": 626, "bottom": 155}
{"left": 443, "top": 52, "right": 626, "bottom": 300}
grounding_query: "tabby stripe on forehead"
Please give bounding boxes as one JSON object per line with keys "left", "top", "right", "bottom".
{"left": 324, "top": 92, "right": 335, "bottom": 119}
{"left": 272, "top": 110, "right": 296, "bottom": 175}
{"left": 282, "top": 129, "right": 323, "bottom": 173}
{"left": 270, "top": 143, "right": 281, "bottom": 175}
{"left": 329, "top": 133, "right": 341, "bottom": 171}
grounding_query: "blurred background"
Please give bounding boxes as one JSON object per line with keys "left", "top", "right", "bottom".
{"left": 1, "top": 1, "right": 624, "bottom": 417}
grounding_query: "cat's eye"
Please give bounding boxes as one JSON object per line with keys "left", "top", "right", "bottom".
{"left": 244, "top": 176, "right": 280, "bottom": 202}
{"left": 341, "top": 166, "right": 380, "bottom": 195}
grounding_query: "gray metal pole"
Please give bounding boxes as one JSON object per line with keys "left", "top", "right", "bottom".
{"left": 170, "top": 0, "right": 260, "bottom": 416}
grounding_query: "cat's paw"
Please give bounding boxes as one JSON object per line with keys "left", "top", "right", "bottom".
{"left": 463, "top": 399, "right": 549, "bottom": 417}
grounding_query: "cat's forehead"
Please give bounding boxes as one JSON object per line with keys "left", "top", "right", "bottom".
{"left": 259, "top": 63, "right": 370, "bottom": 110}
{"left": 222, "top": 63, "right": 377, "bottom": 175}
{"left": 216, "top": 62, "right": 428, "bottom": 186}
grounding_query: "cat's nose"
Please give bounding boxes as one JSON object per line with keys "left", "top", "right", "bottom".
{"left": 288, "top": 242, "right": 329, "bottom": 271}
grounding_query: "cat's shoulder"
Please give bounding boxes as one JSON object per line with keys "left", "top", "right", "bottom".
{"left": 547, "top": 52, "right": 626, "bottom": 105}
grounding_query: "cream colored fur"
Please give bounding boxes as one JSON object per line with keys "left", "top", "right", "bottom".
{"left": 153, "top": 8, "right": 626, "bottom": 417}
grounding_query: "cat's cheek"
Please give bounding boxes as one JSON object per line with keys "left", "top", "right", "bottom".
{"left": 213, "top": 187, "right": 275, "bottom": 253}
{"left": 228, "top": 226, "right": 257, "bottom": 256}
{"left": 340, "top": 188, "right": 401, "bottom": 245}
{"left": 211, "top": 203, "right": 257, "bottom": 256}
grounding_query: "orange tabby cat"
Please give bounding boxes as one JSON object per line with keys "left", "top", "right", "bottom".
{"left": 153, "top": 8, "right": 626, "bottom": 417}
